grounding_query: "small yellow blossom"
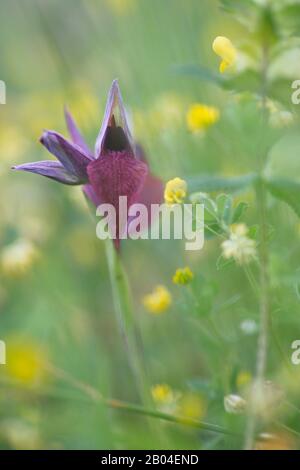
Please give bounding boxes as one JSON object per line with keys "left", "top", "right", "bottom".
{"left": 164, "top": 177, "right": 187, "bottom": 205}
{"left": 143, "top": 285, "right": 172, "bottom": 314}
{"left": 212, "top": 36, "right": 237, "bottom": 73}
{"left": 221, "top": 223, "right": 256, "bottom": 265}
{"left": 236, "top": 371, "right": 252, "bottom": 390}
{"left": 178, "top": 393, "right": 206, "bottom": 421}
{"left": 186, "top": 104, "right": 220, "bottom": 132}
{"left": 6, "top": 338, "right": 47, "bottom": 385}
{"left": 151, "top": 384, "right": 175, "bottom": 404}
{"left": 172, "top": 267, "right": 194, "bottom": 285}
{"left": 1, "top": 239, "right": 39, "bottom": 278}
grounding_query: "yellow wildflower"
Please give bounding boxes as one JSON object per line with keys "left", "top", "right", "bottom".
{"left": 151, "top": 384, "right": 174, "bottom": 404}
{"left": 186, "top": 103, "right": 220, "bottom": 132}
{"left": 178, "top": 393, "right": 206, "bottom": 421}
{"left": 143, "top": 285, "right": 172, "bottom": 314}
{"left": 6, "top": 338, "right": 47, "bottom": 385}
{"left": 212, "top": 36, "right": 237, "bottom": 73}
{"left": 1, "top": 239, "right": 39, "bottom": 278}
{"left": 172, "top": 266, "right": 194, "bottom": 285}
{"left": 164, "top": 177, "right": 187, "bottom": 205}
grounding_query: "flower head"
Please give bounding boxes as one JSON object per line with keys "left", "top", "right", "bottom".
{"left": 151, "top": 383, "right": 180, "bottom": 413}
{"left": 164, "top": 177, "right": 187, "bottom": 205}
{"left": 172, "top": 266, "right": 194, "bottom": 285}
{"left": 221, "top": 223, "right": 256, "bottom": 265}
{"left": 143, "top": 285, "right": 172, "bottom": 314}
{"left": 224, "top": 394, "right": 247, "bottom": 414}
{"left": 151, "top": 384, "right": 175, "bottom": 404}
{"left": 13, "top": 80, "right": 163, "bottom": 250}
{"left": 178, "top": 393, "right": 206, "bottom": 421}
{"left": 212, "top": 36, "right": 237, "bottom": 73}
{"left": 6, "top": 338, "right": 47, "bottom": 385}
{"left": 186, "top": 104, "right": 220, "bottom": 132}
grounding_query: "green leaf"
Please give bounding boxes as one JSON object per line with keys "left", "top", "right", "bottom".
{"left": 186, "top": 173, "right": 257, "bottom": 194}
{"left": 172, "top": 64, "right": 222, "bottom": 85}
{"left": 174, "top": 64, "right": 261, "bottom": 96}
{"left": 232, "top": 202, "right": 249, "bottom": 223}
{"left": 219, "top": 0, "right": 255, "bottom": 14}
{"left": 223, "top": 69, "right": 261, "bottom": 94}
{"left": 217, "top": 194, "right": 233, "bottom": 225}
{"left": 269, "top": 77, "right": 295, "bottom": 107}
{"left": 255, "top": 5, "right": 279, "bottom": 46}
{"left": 266, "top": 177, "right": 300, "bottom": 217}
{"left": 277, "top": 3, "right": 300, "bottom": 36}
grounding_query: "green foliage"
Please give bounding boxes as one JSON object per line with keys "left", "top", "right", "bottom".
{"left": 266, "top": 177, "right": 300, "bottom": 217}
{"left": 277, "top": 2, "right": 300, "bottom": 36}
{"left": 187, "top": 174, "right": 257, "bottom": 194}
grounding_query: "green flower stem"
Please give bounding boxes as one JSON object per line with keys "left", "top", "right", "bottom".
{"left": 255, "top": 179, "right": 271, "bottom": 383}
{"left": 38, "top": 364, "right": 236, "bottom": 437}
{"left": 105, "top": 240, "right": 151, "bottom": 409}
{"left": 244, "top": 42, "right": 271, "bottom": 450}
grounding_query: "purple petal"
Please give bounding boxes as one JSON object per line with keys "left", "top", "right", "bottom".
{"left": 82, "top": 184, "right": 102, "bottom": 206}
{"left": 64, "top": 107, "right": 93, "bottom": 158}
{"left": 12, "top": 160, "right": 80, "bottom": 185}
{"left": 95, "top": 79, "right": 134, "bottom": 158}
{"left": 87, "top": 150, "right": 148, "bottom": 244}
{"left": 40, "top": 131, "right": 92, "bottom": 182}
{"left": 135, "top": 144, "right": 164, "bottom": 207}
{"left": 128, "top": 146, "right": 164, "bottom": 233}
{"left": 136, "top": 172, "right": 164, "bottom": 208}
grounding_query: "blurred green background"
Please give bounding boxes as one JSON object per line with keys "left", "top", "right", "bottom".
{"left": 1, "top": 0, "right": 300, "bottom": 450}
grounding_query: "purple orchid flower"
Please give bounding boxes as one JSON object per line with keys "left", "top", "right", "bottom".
{"left": 13, "top": 80, "right": 163, "bottom": 249}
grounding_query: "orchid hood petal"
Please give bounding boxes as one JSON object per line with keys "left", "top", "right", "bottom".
{"left": 94, "top": 79, "right": 134, "bottom": 158}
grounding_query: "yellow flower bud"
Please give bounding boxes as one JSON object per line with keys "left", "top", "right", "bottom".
{"left": 143, "top": 285, "right": 172, "bottom": 314}
{"left": 212, "top": 36, "right": 237, "bottom": 73}
{"left": 172, "top": 267, "right": 194, "bottom": 285}
{"left": 164, "top": 177, "right": 187, "bottom": 205}
{"left": 6, "top": 338, "right": 48, "bottom": 386}
{"left": 151, "top": 384, "right": 174, "bottom": 404}
{"left": 186, "top": 103, "right": 220, "bottom": 132}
